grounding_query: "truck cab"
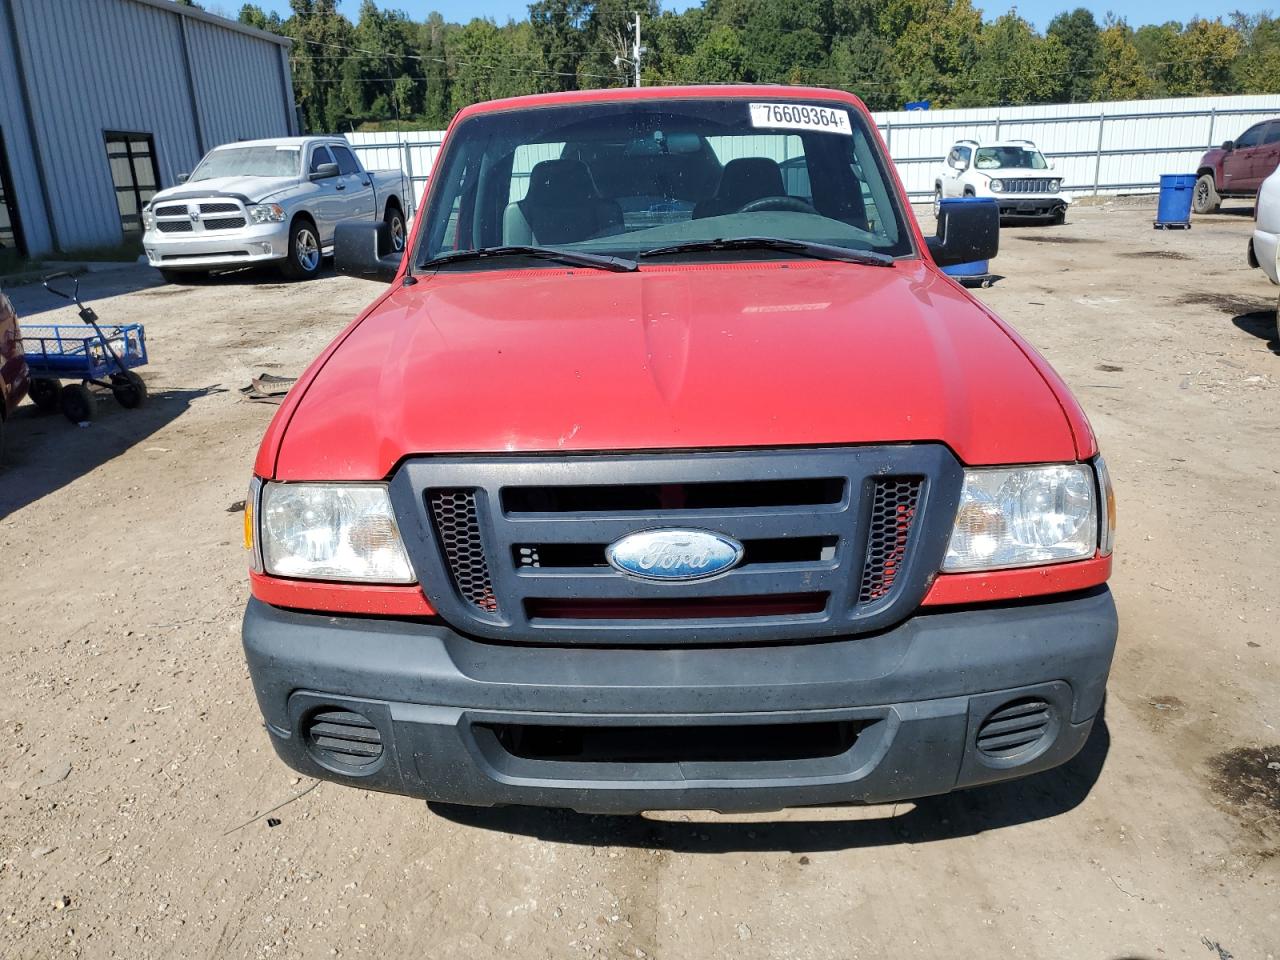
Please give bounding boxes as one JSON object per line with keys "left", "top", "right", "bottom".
{"left": 241, "top": 87, "right": 1116, "bottom": 814}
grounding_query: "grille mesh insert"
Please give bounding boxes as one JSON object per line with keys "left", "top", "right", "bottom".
{"left": 429, "top": 489, "right": 498, "bottom": 612}
{"left": 156, "top": 221, "right": 192, "bottom": 233}
{"left": 199, "top": 202, "right": 240, "bottom": 214}
{"left": 858, "top": 477, "right": 922, "bottom": 604}
{"left": 203, "top": 216, "right": 246, "bottom": 230}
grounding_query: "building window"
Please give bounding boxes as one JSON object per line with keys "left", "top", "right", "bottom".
{"left": 103, "top": 132, "right": 160, "bottom": 238}
{"left": 0, "top": 128, "right": 24, "bottom": 261}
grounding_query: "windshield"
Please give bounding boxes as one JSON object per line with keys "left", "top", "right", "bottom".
{"left": 190, "top": 145, "right": 301, "bottom": 181}
{"left": 973, "top": 146, "right": 1048, "bottom": 171}
{"left": 415, "top": 98, "right": 914, "bottom": 267}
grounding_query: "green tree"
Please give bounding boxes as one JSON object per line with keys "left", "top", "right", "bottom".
{"left": 1164, "top": 18, "right": 1242, "bottom": 95}
{"left": 1047, "top": 8, "right": 1101, "bottom": 102}
{"left": 286, "top": 0, "right": 357, "bottom": 133}
{"left": 890, "top": 0, "right": 983, "bottom": 107}
{"left": 1232, "top": 13, "right": 1280, "bottom": 94}
{"left": 967, "top": 13, "right": 1068, "bottom": 106}
{"left": 1095, "top": 19, "right": 1155, "bottom": 101}
{"left": 238, "top": 4, "right": 284, "bottom": 32}
{"left": 528, "top": 0, "right": 590, "bottom": 91}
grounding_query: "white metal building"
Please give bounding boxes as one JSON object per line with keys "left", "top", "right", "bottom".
{"left": 0, "top": 0, "right": 297, "bottom": 259}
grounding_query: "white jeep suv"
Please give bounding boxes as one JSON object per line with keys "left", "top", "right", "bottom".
{"left": 935, "top": 139, "right": 1069, "bottom": 224}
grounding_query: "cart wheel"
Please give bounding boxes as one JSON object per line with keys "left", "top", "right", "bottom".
{"left": 59, "top": 383, "right": 95, "bottom": 423}
{"left": 110, "top": 371, "right": 147, "bottom": 409}
{"left": 29, "top": 378, "right": 61, "bottom": 413}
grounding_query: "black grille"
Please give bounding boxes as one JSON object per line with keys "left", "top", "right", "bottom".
{"left": 976, "top": 698, "right": 1052, "bottom": 759}
{"left": 203, "top": 216, "right": 246, "bottom": 230}
{"left": 395, "top": 448, "right": 961, "bottom": 646}
{"left": 1003, "top": 178, "right": 1053, "bottom": 194}
{"left": 156, "top": 221, "right": 193, "bottom": 233}
{"left": 305, "top": 708, "right": 383, "bottom": 768}
{"left": 858, "top": 478, "right": 923, "bottom": 604}
{"left": 154, "top": 204, "right": 187, "bottom": 216}
{"left": 199, "top": 202, "right": 240, "bottom": 214}
{"left": 429, "top": 490, "right": 498, "bottom": 612}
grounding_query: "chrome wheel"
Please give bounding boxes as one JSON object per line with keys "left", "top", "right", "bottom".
{"left": 296, "top": 227, "right": 320, "bottom": 272}
{"left": 388, "top": 212, "right": 406, "bottom": 252}
{"left": 933, "top": 189, "right": 942, "bottom": 217}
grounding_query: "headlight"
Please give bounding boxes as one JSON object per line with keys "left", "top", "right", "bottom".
{"left": 248, "top": 203, "right": 287, "bottom": 224}
{"left": 1050, "top": 179, "right": 1062, "bottom": 193}
{"left": 988, "top": 178, "right": 1004, "bottom": 192}
{"left": 257, "top": 482, "right": 414, "bottom": 583}
{"left": 142, "top": 207, "right": 155, "bottom": 230}
{"left": 943, "top": 464, "right": 1098, "bottom": 572}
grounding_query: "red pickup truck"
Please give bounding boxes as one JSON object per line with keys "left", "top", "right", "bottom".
{"left": 1, "top": 292, "right": 29, "bottom": 459}
{"left": 242, "top": 86, "right": 1117, "bottom": 814}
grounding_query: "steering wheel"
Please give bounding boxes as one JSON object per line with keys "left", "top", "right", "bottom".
{"left": 736, "top": 195, "right": 819, "bottom": 215}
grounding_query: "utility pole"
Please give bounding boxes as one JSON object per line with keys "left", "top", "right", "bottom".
{"left": 631, "top": 12, "right": 644, "bottom": 87}
{"left": 613, "top": 13, "right": 645, "bottom": 87}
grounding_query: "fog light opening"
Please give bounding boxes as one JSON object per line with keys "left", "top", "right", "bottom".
{"left": 303, "top": 707, "right": 384, "bottom": 772}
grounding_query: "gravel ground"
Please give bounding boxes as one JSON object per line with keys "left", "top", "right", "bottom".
{"left": 0, "top": 201, "right": 1277, "bottom": 960}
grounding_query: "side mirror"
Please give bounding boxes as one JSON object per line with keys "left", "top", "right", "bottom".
{"left": 1222, "top": 140, "right": 1235, "bottom": 152}
{"left": 926, "top": 197, "right": 999, "bottom": 268}
{"left": 176, "top": 172, "right": 189, "bottom": 184}
{"left": 334, "top": 220, "right": 401, "bottom": 283}
{"left": 310, "top": 162, "right": 340, "bottom": 181}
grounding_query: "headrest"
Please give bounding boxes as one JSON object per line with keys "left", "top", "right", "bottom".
{"left": 523, "top": 159, "right": 600, "bottom": 206}
{"left": 716, "top": 157, "right": 784, "bottom": 200}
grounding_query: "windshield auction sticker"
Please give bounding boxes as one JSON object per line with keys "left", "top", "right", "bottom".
{"left": 749, "top": 103, "right": 852, "bottom": 135}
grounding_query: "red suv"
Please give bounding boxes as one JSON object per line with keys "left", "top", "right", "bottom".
{"left": 241, "top": 86, "right": 1117, "bottom": 814}
{"left": 0, "top": 291, "right": 29, "bottom": 458}
{"left": 1195, "top": 118, "right": 1280, "bottom": 213}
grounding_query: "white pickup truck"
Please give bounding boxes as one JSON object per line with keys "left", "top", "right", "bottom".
{"left": 142, "top": 136, "right": 411, "bottom": 282}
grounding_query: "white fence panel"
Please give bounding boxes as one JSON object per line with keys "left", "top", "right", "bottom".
{"left": 347, "top": 93, "right": 1280, "bottom": 208}
{"left": 872, "top": 94, "right": 1280, "bottom": 199}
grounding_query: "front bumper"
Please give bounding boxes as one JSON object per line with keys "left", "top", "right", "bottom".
{"left": 142, "top": 221, "right": 291, "bottom": 270}
{"left": 242, "top": 588, "right": 1117, "bottom": 813}
{"left": 994, "top": 196, "right": 1069, "bottom": 217}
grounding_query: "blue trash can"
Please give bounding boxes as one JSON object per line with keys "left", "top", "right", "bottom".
{"left": 1155, "top": 174, "right": 1196, "bottom": 229}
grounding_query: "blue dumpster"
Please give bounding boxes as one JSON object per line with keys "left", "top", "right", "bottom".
{"left": 1154, "top": 174, "right": 1196, "bottom": 229}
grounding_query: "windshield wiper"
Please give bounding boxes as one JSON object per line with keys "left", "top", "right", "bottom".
{"left": 421, "top": 245, "right": 637, "bottom": 273}
{"left": 639, "top": 236, "right": 893, "bottom": 267}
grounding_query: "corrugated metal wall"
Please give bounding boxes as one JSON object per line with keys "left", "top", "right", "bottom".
{"left": 1, "top": 0, "right": 293, "bottom": 256}
{"left": 349, "top": 92, "right": 1280, "bottom": 206}
{"left": 185, "top": 17, "right": 294, "bottom": 150}
{"left": 873, "top": 94, "right": 1280, "bottom": 198}
{"left": 0, "top": 0, "right": 51, "bottom": 256}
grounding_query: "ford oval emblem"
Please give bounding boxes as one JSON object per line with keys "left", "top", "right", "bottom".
{"left": 605, "top": 529, "right": 744, "bottom": 582}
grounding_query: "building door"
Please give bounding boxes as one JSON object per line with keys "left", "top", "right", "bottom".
{"left": 103, "top": 131, "right": 160, "bottom": 240}
{"left": 0, "top": 128, "right": 26, "bottom": 263}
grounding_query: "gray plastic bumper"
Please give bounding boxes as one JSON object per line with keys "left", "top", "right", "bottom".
{"left": 242, "top": 588, "right": 1117, "bottom": 814}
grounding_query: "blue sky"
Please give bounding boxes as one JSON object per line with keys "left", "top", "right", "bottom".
{"left": 239, "top": 0, "right": 1271, "bottom": 31}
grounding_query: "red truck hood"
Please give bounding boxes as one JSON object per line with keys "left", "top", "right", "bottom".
{"left": 268, "top": 260, "right": 1087, "bottom": 480}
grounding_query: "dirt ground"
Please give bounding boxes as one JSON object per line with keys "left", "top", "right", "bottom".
{"left": 1, "top": 200, "right": 1277, "bottom": 960}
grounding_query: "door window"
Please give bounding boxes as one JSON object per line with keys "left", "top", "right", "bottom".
{"left": 309, "top": 145, "right": 335, "bottom": 173}
{"left": 1264, "top": 122, "right": 1280, "bottom": 145}
{"left": 1235, "top": 124, "right": 1265, "bottom": 149}
{"left": 331, "top": 145, "right": 361, "bottom": 176}
{"left": 103, "top": 131, "right": 159, "bottom": 238}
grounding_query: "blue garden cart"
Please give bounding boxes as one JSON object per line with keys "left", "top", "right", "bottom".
{"left": 21, "top": 272, "right": 148, "bottom": 422}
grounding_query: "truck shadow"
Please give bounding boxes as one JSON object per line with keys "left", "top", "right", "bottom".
{"left": 1231, "top": 309, "right": 1280, "bottom": 355}
{"left": 429, "top": 707, "right": 1111, "bottom": 853}
{"left": 0, "top": 384, "right": 225, "bottom": 518}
